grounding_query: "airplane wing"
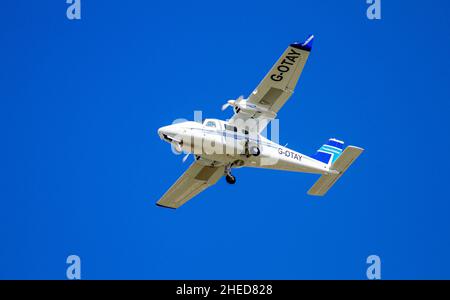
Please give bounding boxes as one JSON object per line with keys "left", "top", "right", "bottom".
{"left": 229, "top": 35, "right": 314, "bottom": 132}
{"left": 156, "top": 161, "right": 225, "bottom": 209}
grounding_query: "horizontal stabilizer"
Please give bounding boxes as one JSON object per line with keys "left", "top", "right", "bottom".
{"left": 308, "top": 146, "right": 364, "bottom": 196}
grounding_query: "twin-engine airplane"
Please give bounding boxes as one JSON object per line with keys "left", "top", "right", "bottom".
{"left": 157, "top": 35, "right": 363, "bottom": 209}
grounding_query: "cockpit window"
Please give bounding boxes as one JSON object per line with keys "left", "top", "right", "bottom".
{"left": 205, "top": 121, "right": 216, "bottom": 128}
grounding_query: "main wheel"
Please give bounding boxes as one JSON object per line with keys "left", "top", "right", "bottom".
{"left": 225, "top": 174, "right": 236, "bottom": 184}
{"left": 249, "top": 145, "right": 260, "bottom": 156}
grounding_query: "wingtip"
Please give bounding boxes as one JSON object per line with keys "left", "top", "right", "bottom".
{"left": 290, "top": 34, "right": 314, "bottom": 52}
{"left": 156, "top": 202, "right": 177, "bottom": 210}
{"left": 348, "top": 145, "right": 365, "bottom": 152}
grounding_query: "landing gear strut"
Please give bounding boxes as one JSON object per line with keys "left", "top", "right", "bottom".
{"left": 225, "top": 164, "right": 236, "bottom": 184}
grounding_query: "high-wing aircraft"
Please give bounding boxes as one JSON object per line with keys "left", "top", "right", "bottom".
{"left": 156, "top": 35, "right": 364, "bottom": 209}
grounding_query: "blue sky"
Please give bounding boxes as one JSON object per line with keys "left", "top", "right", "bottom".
{"left": 1, "top": 0, "right": 450, "bottom": 279}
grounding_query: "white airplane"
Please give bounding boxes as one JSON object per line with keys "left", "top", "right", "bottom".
{"left": 156, "top": 35, "right": 363, "bottom": 209}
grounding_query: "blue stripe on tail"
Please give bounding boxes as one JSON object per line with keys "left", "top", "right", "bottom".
{"left": 311, "top": 138, "right": 344, "bottom": 165}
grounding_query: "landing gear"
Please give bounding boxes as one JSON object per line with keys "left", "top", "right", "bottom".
{"left": 244, "top": 139, "right": 261, "bottom": 157}
{"left": 225, "top": 164, "right": 236, "bottom": 184}
{"left": 249, "top": 145, "right": 260, "bottom": 156}
{"left": 225, "top": 174, "right": 236, "bottom": 184}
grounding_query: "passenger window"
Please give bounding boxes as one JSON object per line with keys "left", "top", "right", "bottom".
{"left": 225, "top": 125, "right": 237, "bottom": 132}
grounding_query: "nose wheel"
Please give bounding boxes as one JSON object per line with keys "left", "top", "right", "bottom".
{"left": 244, "top": 139, "right": 260, "bottom": 157}
{"left": 249, "top": 145, "right": 260, "bottom": 156}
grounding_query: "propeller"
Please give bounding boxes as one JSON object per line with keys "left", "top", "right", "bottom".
{"left": 221, "top": 100, "right": 233, "bottom": 111}
{"left": 182, "top": 152, "right": 191, "bottom": 163}
{"left": 221, "top": 95, "right": 244, "bottom": 111}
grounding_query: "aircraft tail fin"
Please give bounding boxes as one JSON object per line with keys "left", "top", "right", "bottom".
{"left": 308, "top": 146, "right": 364, "bottom": 196}
{"left": 311, "top": 138, "right": 345, "bottom": 167}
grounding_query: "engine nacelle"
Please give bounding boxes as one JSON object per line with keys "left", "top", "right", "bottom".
{"left": 231, "top": 99, "right": 276, "bottom": 119}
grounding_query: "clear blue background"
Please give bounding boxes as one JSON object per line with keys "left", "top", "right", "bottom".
{"left": 1, "top": 0, "right": 450, "bottom": 279}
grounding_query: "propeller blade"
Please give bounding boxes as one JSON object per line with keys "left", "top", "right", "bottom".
{"left": 222, "top": 99, "right": 236, "bottom": 111}
{"left": 182, "top": 153, "right": 190, "bottom": 163}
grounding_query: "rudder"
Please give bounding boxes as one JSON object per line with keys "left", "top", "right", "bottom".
{"left": 311, "top": 138, "right": 344, "bottom": 166}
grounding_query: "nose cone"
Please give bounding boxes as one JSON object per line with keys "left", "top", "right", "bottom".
{"left": 157, "top": 124, "right": 183, "bottom": 141}
{"left": 157, "top": 125, "right": 172, "bottom": 140}
{"left": 157, "top": 126, "right": 165, "bottom": 139}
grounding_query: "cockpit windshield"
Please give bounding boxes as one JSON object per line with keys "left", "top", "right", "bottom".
{"left": 205, "top": 121, "right": 216, "bottom": 128}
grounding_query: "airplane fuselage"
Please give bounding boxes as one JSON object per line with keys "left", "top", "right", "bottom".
{"left": 158, "top": 118, "right": 333, "bottom": 176}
